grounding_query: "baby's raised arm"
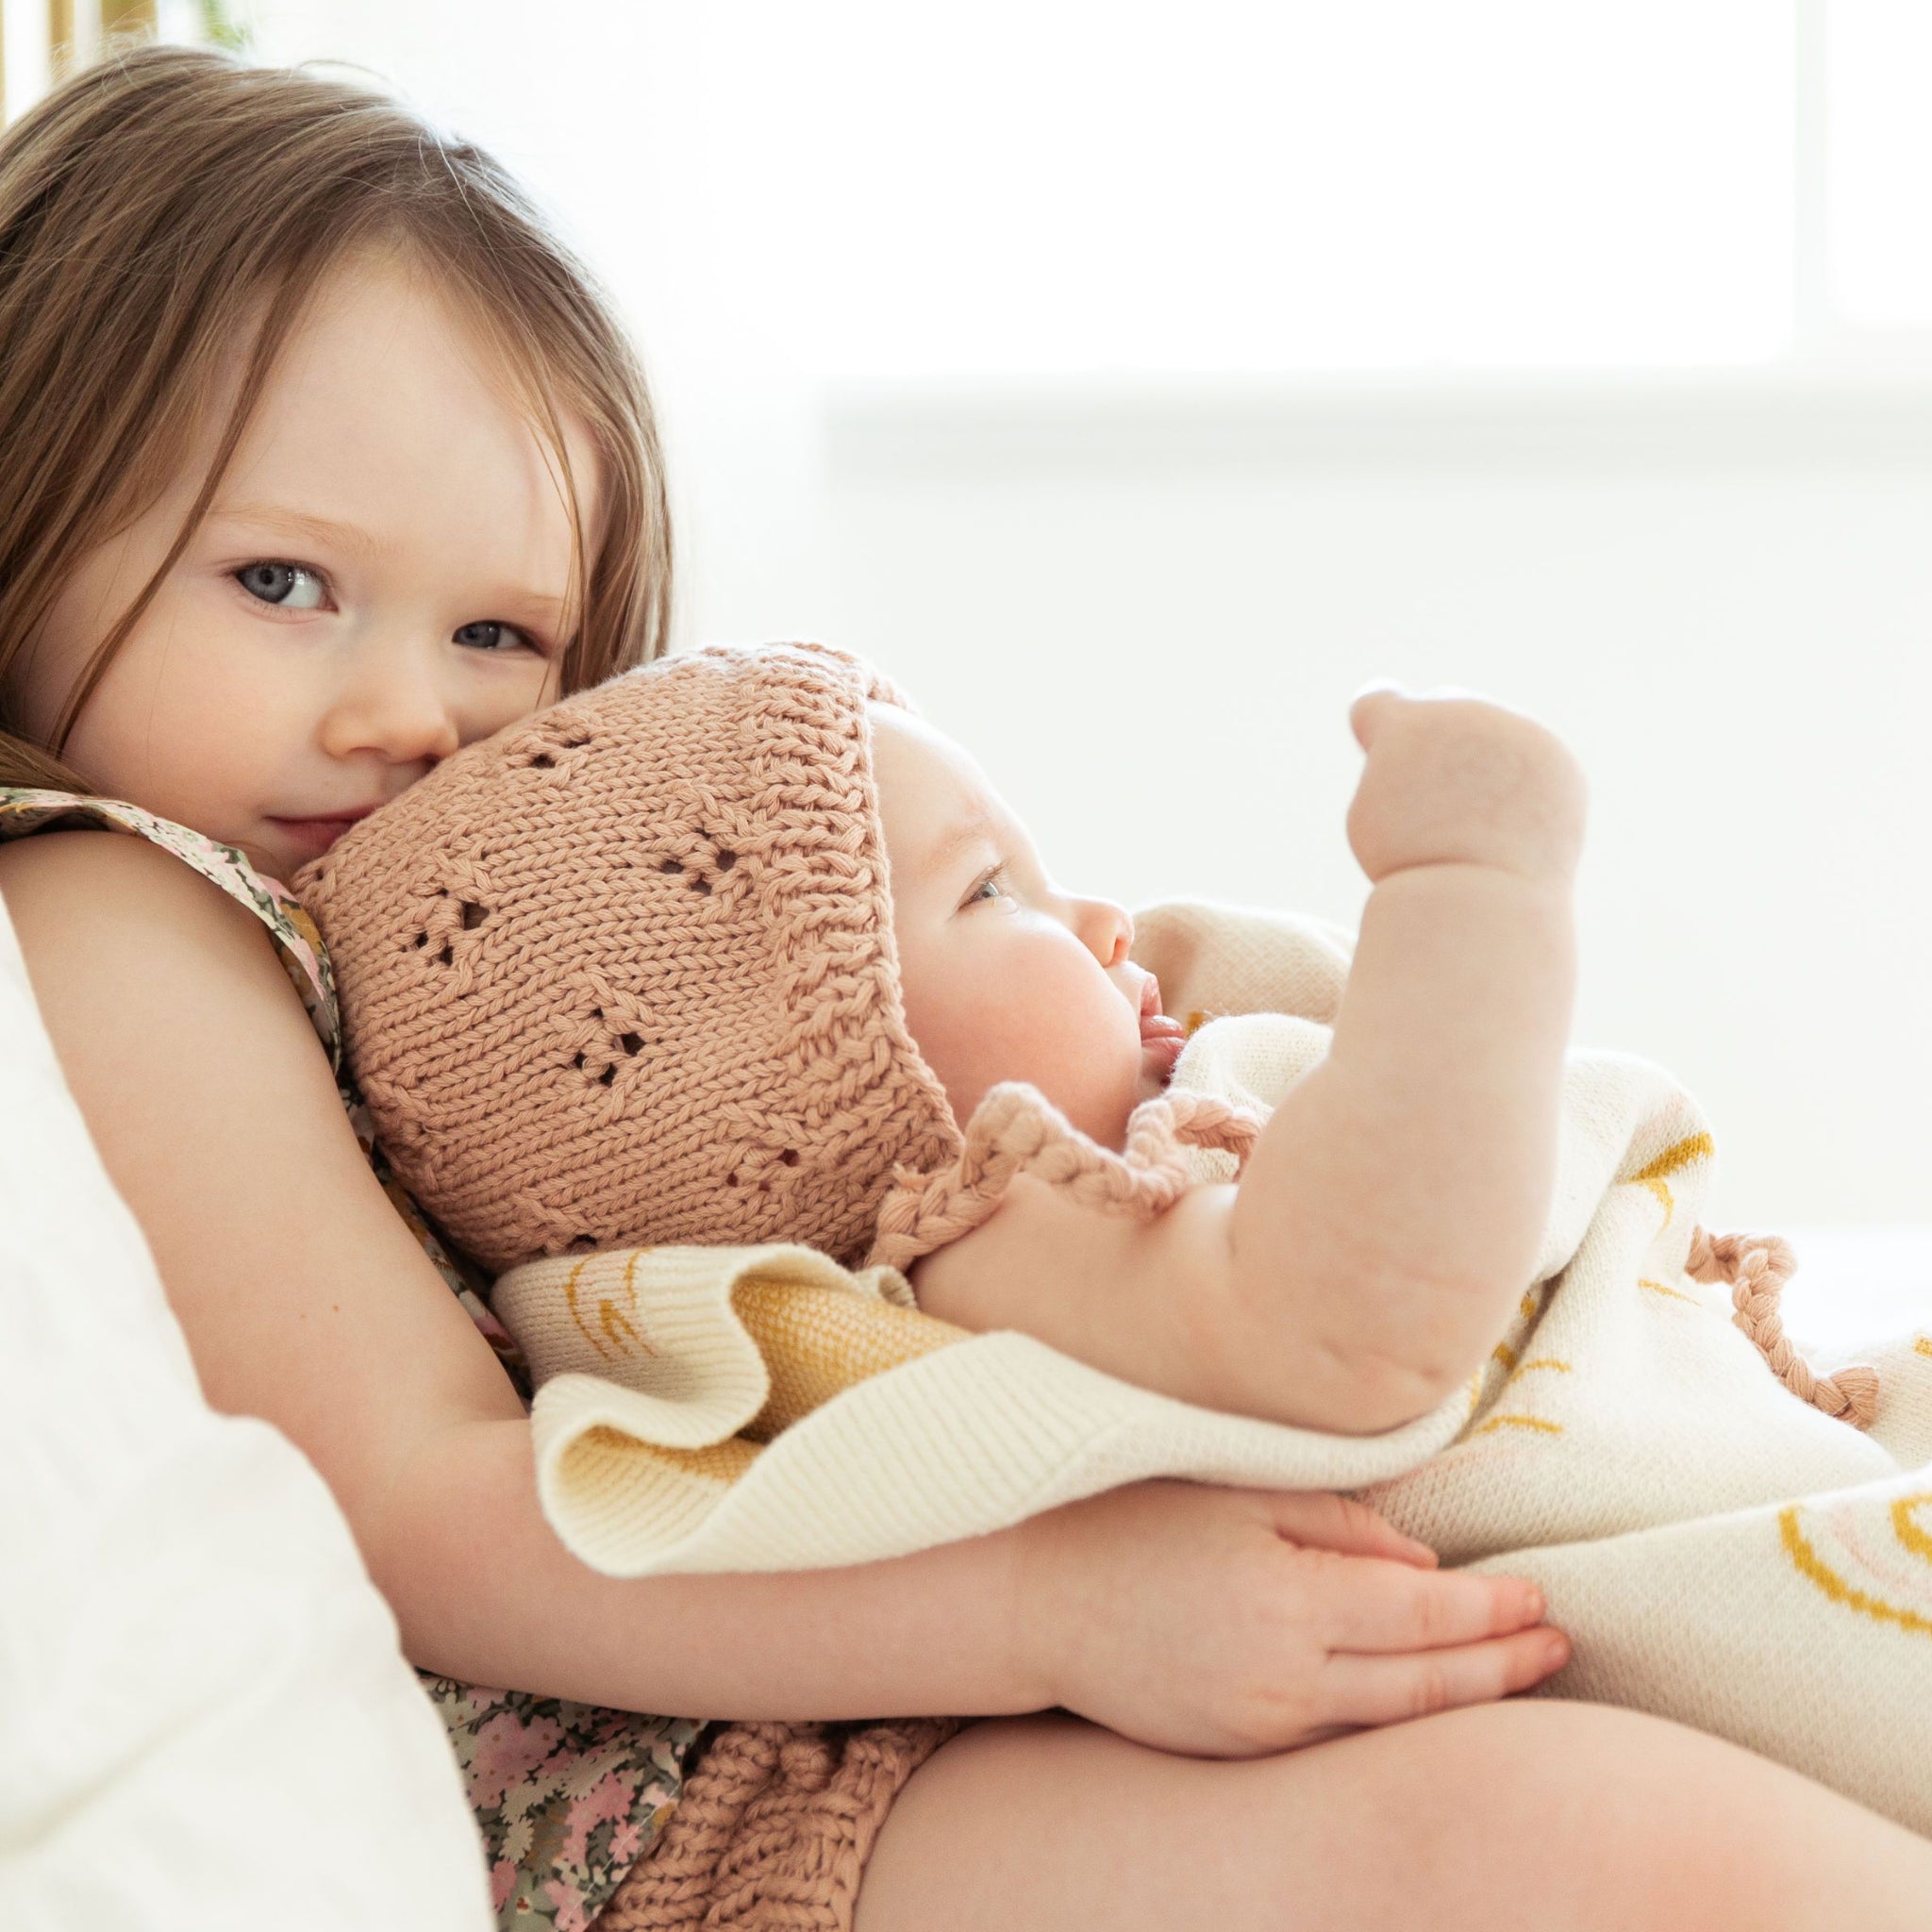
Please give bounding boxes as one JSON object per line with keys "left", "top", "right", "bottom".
{"left": 913, "top": 690, "right": 1584, "bottom": 1435}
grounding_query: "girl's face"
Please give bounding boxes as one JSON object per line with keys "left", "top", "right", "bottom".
{"left": 11, "top": 251, "right": 594, "bottom": 883}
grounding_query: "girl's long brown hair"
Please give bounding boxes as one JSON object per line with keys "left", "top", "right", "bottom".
{"left": 0, "top": 43, "right": 672, "bottom": 791}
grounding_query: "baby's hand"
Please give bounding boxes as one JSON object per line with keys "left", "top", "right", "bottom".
{"left": 1347, "top": 687, "right": 1585, "bottom": 888}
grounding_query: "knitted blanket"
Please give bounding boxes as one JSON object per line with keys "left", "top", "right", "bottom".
{"left": 495, "top": 902, "right": 1932, "bottom": 1835}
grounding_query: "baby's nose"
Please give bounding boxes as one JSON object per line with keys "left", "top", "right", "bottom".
{"left": 1073, "top": 895, "right": 1134, "bottom": 968}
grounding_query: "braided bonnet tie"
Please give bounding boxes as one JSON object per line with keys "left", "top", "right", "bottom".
{"left": 867, "top": 1083, "right": 1263, "bottom": 1274}
{"left": 870, "top": 1090, "right": 1882, "bottom": 1432}
{"left": 1686, "top": 1227, "right": 1880, "bottom": 1429}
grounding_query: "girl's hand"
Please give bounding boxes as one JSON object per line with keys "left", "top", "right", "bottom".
{"left": 1011, "top": 1481, "right": 1566, "bottom": 1757}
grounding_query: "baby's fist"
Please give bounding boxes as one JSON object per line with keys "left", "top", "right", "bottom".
{"left": 1347, "top": 686, "right": 1586, "bottom": 886}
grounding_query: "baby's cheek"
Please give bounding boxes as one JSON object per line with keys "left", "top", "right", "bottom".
{"left": 897, "top": 928, "right": 1141, "bottom": 1142}
{"left": 982, "top": 948, "right": 1143, "bottom": 1142}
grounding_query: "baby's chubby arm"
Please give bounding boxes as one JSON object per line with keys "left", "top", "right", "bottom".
{"left": 914, "top": 690, "right": 1584, "bottom": 1435}
{"left": 1224, "top": 689, "right": 1584, "bottom": 1429}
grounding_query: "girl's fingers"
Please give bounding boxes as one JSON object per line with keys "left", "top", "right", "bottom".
{"left": 1263, "top": 1491, "right": 1439, "bottom": 1568}
{"left": 1318, "top": 1625, "right": 1572, "bottom": 1730}
{"left": 1313, "top": 1556, "right": 1548, "bottom": 1653}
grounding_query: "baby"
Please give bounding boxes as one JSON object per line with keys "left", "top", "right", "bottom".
{"left": 301, "top": 641, "right": 1585, "bottom": 1439}
{"left": 301, "top": 642, "right": 1932, "bottom": 1832}
{"left": 861, "top": 665, "right": 1581, "bottom": 1437}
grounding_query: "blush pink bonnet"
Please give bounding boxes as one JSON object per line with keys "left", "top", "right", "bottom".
{"left": 297, "top": 642, "right": 1252, "bottom": 1276}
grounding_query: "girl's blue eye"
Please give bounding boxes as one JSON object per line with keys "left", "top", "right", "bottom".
{"left": 453, "top": 620, "right": 531, "bottom": 653}
{"left": 964, "top": 865, "right": 1011, "bottom": 908}
{"left": 236, "top": 561, "right": 326, "bottom": 610}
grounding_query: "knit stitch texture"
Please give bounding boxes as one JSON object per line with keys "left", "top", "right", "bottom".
{"left": 297, "top": 644, "right": 961, "bottom": 1274}
{"left": 591, "top": 1717, "right": 960, "bottom": 1931}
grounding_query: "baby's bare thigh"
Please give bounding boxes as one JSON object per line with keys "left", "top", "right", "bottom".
{"left": 855, "top": 1700, "right": 1932, "bottom": 1932}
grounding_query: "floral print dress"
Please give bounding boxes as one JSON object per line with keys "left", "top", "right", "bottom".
{"left": 0, "top": 790, "right": 701, "bottom": 1932}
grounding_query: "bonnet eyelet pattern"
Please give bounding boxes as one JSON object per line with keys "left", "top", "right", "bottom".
{"left": 297, "top": 643, "right": 959, "bottom": 1273}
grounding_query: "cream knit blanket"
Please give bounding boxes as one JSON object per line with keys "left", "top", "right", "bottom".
{"left": 496, "top": 902, "right": 1932, "bottom": 1834}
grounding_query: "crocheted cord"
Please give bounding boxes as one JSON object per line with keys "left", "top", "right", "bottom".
{"left": 1685, "top": 1226, "right": 1879, "bottom": 1428}
{"left": 592, "top": 1716, "right": 962, "bottom": 1931}
{"left": 868, "top": 1080, "right": 1264, "bottom": 1274}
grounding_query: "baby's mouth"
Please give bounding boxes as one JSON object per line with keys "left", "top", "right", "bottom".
{"left": 1138, "top": 974, "right": 1187, "bottom": 1082}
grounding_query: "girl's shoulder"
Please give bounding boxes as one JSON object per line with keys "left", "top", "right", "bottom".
{"left": 0, "top": 789, "right": 339, "bottom": 1067}
{"left": 0, "top": 788, "right": 526, "bottom": 1382}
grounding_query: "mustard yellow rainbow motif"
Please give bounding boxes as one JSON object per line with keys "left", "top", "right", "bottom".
{"left": 1640, "top": 1276, "right": 1701, "bottom": 1306}
{"left": 1896, "top": 1493, "right": 1932, "bottom": 1566}
{"left": 1916, "top": 1337, "right": 1932, "bottom": 1360}
{"left": 1473, "top": 1413, "right": 1564, "bottom": 1438}
{"left": 1624, "top": 1133, "right": 1715, "bottom": 1226}
{"left": 1496, "top": 1354, "right": 1571, "bottom": 1391}
{"left": 1491, "top": 1341, "right": 1519, "bottom": 1372}
{"left": 564, "top": 1252, "right": 657, "bottom": 1362}
{"left": 1778, "top": 1497, "right": 1932, "bottom": 1641}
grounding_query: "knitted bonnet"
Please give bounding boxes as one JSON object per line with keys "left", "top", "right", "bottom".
{"left": 297, "top": 643, "right": 964, "bottom": 1274}
{"left": 300, "top": 641, "right": 1257, "bottom": 1279}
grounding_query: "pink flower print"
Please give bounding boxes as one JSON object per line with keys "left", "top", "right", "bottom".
{"left": 468, "top": 1708, "right": 567, "bottom": 1811}
{"left": 490, "top": 1858, "right": 519, "bottom": 1914}
{"left": 559, "top": 1769, "right": 635, "bottom": 1872}
{"left": 608, "top": 1813, "right": 645, "bottom": 1874}
{"left": 542, "top": 1876, "right": 600, "bottom": 1932}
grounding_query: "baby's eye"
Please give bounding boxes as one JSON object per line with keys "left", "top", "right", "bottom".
{"left": 453, "top": 620, "right": 535, "bottom": 654}
{"left": 235, "top": 561, "right": 326, "bottom": 610}
{"left": 962, "top": 863, "right": 1013, "bottom": 909}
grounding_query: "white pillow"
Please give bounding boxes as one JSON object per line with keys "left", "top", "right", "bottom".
{"left": 0, "top": 886, "right": 491, "bottom": 1931}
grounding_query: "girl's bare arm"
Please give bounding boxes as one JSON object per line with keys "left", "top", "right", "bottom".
{"left": 1, "top": 829, "right": 1560, "bottom": 1745}
{"left": 915, "top": 692, "right": 1584, "bottom": 1436}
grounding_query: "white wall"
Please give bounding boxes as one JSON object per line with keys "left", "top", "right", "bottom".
{"left": 820, "top": 378, "right": 1932, "bottom": 1229}
{"left": 232, "top": 1, "right": 1932, "bottom": 1227}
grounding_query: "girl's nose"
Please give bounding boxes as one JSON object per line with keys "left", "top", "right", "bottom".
{"left": 1072, "top": 895, "right": 1134, "bottom": 968}
{"left": 319, "top": 637, "right": 462, "bottom": 767}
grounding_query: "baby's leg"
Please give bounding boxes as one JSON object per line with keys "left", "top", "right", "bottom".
{"left": 856, "top": 1700, "right": 1932, "bottom": 1932}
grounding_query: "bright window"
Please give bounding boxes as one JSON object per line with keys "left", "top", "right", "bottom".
{"left": 1829, "top": 0, "right": 1932, "bottom": 325}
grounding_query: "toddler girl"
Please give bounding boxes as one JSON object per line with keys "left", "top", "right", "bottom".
{"left": 5, "top": 46, "right": 1929, "bottom": 1932}
{"left": 306, "top": 642, "right": 1931, "bottom": 1840}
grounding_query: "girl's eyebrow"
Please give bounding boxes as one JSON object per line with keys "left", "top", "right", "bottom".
{"left": 208, "top": 501, "right": 382, "bottom": 562}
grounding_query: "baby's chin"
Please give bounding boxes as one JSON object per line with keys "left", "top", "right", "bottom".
{"left": 943, "top": 1036, "right": 1158, "bottom": 1154}
{"left": 1086, "top": 1049, "right": 1173, "bottom": 1150}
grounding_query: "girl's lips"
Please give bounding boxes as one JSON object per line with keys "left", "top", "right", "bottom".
{"left": 265, "top": 810, "right": 375, "bottom": 861}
